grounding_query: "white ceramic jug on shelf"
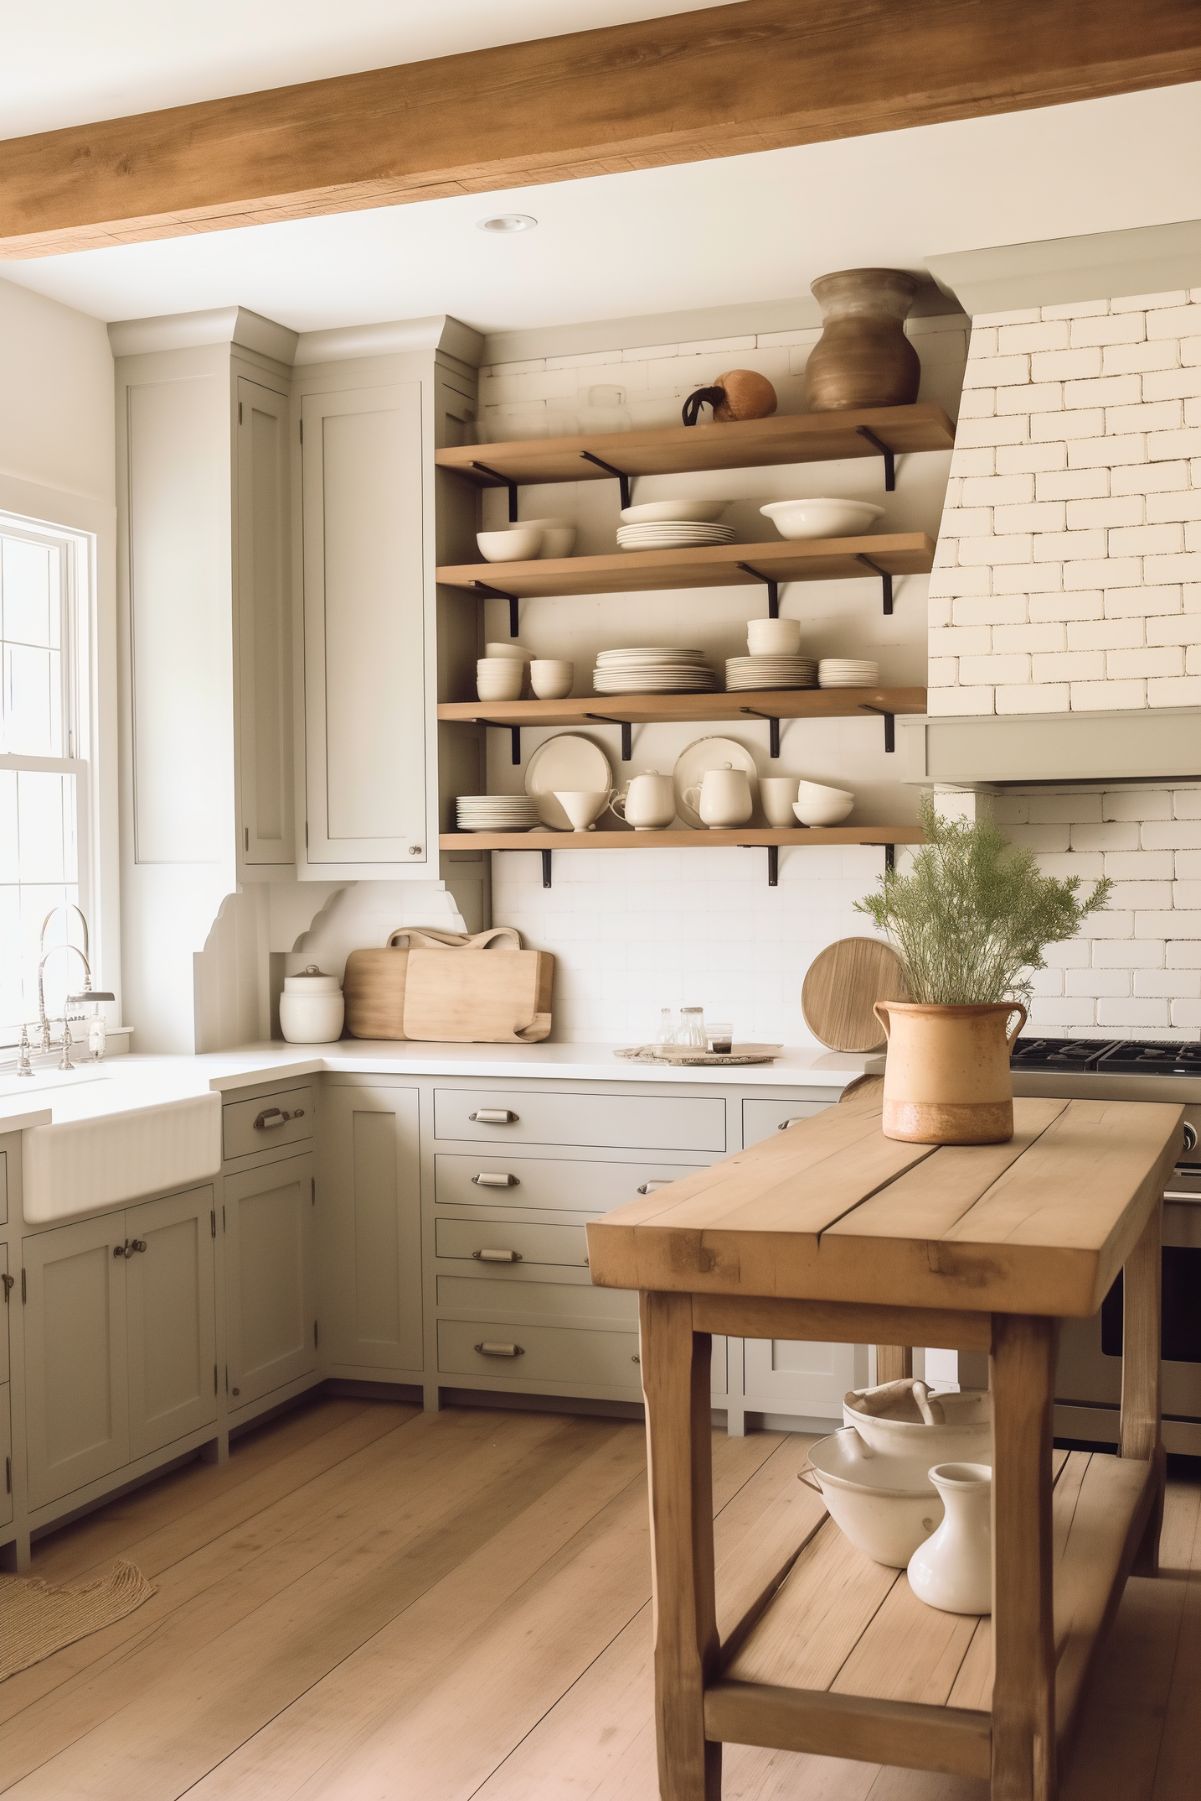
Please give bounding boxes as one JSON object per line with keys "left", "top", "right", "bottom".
{"left": 611, "top": 771, "right": 675, "bottom": 831}
{"left": 683, "top": 764, "right": 753, "bottom": 829}
{"left": 906, "top": 1462, "right": 992, "bottom": 1615}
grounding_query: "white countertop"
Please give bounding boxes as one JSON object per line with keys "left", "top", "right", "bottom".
{"left": 0, "top": 1040, "right": 877, "bottom": 1135}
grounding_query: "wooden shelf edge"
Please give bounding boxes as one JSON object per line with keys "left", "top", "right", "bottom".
{"left": 437, "top": 686, "right": 927, "bottom": 726}
{"left": 703, "top": 1682, "right": 991, "bottom": 1781}
{"left": 440, "top": 827, "right": 923, "bottom": 851}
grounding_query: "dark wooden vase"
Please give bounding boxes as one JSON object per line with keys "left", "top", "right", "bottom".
{"left": 804, "top": 268, "right": 921, "bottom": 412}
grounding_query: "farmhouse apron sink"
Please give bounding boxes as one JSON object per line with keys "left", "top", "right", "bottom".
{"left": 22, "top": 1090, "right": 222, "bottom": 1223}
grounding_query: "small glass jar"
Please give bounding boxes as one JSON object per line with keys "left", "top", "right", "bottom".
{"left": 707, "top": 1021, "right": 734, "bottom": 1055}
{"left": 678, "top": 1007, "right": 707, "bottom": 1050}
{"left": 656, "top": 1007, "right": 678, "bottom": 1049}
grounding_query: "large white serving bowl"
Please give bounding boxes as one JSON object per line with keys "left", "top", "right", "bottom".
{"left": 619, "top": 499, "right": 730, "bottom": 524}
{"left": 843, "top": 1385, "right": 992, "bottom": 1466}
{"left": 804, "top": 1428, "right": 942, "bottom": 1568}
{"left": 761, "top": 498, "right": 885, "bottom": 539}
{"left": 793, "top": 781, "right": 854, "bottom": 827}
{"left": 477, "top": 525, "right": 545, "bottom": 562}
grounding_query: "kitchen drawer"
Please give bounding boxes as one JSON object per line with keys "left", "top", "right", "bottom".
{"left": 223, "top": 1085, "right": 316, "bottom": 1161}
{"left": 0, "top": 1148, "right": 7, "bottom": 1226}
{"left": 742, "top": 1097, "right": 830, "bottom": 1148}
{"left": 0, "top": 1384, "right": 11, "bottom": 1530}
{"left": 435, "top": 1215, "right": 589, "bottom": 1271}
{"left": 437, "top": 1318, "right": 641, "bottom": 1390}
{"left": 433, "top": 1088, "right": 725, "bottom": 1153}
{"left": 434, "top": 1153, "right": 706, "bottom": 1214}
{"left": 437, "top": 1272, "right": 636, "bottom": 1327}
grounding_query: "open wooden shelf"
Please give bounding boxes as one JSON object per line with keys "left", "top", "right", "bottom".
{"left": 706, "top": 1447, "right": 1154, "bottom": 1781}
{"left": 435, "top": 404, "right": 955, "bottom": 488}
{"left": 437, "top": 686, "right": 926, "bottom": 729}
{"left": 441, "top": 827, "right": 921, "bottom": 851}
{"left": 436, "top": 532, "right": 933, "bottom": 600}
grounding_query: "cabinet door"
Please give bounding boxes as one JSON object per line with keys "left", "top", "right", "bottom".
{"left": 300, "top": 384, "right": 429, "bottom": 871}
{"left": 742, "top": 1337, "right": 868, "bottom": 1426}
{"left": 225, "top": 1154, "right": 316, "bottom": 1407}
{"left": 0, "top": 1242, "right": 9, "bottom": 1386}
{"left": 23, "top": 1216, "right": 129, "bottom": 1509}
{"left": 236, "top": 377, "right": 294, "bottom": 867}
{"left": 125, "top": 1186, "right": 218, "bottom": 1459}
{"left": 0, "top": 1384, "right": 11, "bottom": 1530}
{"left": 321, "top": 1084, "right": 422, "bottom": 1372}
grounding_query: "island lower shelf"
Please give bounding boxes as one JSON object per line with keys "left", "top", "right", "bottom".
{"left": 709, "top": 1446, "right": 1156, "bottom": 1781}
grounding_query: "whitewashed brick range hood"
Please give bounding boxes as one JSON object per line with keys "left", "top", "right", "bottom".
{"left": 911, "top": 229, "right": 1201, "bottom": 788}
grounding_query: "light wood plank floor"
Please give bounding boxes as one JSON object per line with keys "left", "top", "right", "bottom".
{"left": 1, "top": 1396, "right": 1197, "bottom": 1799}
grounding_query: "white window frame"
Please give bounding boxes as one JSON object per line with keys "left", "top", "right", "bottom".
{"left": 0, "top": 500, "right": 108, "bottom": 1050}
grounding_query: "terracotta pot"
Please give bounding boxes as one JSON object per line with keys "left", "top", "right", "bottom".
{"left": 804, "top": 268, "right": 921, "bottom": 412}
{"left": 872, "top": 1000, "right": 1028, "bottom": 1145}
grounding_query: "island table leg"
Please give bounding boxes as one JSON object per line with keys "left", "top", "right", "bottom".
{"left": 640, "top": 1291, "right": 721, "bottom": 1800}
{"left": 1120, "top": 1199, "right": 1165, "bottom": 1576}
{"left": 990, "top": 1313, "right": 1058, "bottom": 1801}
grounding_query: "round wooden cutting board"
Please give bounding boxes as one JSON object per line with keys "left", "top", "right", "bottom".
{"left": 801, "top": 937, "right": 909, "bottom": 1053}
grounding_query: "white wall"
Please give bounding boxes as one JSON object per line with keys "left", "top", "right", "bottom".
{"left": 477, "top": 313, "right": 967, "bottom": 1043}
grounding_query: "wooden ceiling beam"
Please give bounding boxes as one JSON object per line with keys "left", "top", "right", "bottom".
{"left": 2, "top": 0, "right": 1199, "bottom": 260}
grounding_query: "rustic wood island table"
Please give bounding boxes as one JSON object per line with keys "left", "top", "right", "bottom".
{"left": 586, "top": 1092, "right": 1183, "bottom": 1801}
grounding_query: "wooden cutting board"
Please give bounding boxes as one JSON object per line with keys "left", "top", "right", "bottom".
{"left": 344, "top": 928, "right": 518, "bottom": 1040}
{"left": 402, "top": 945, "right": 554, "bottom": 1042}
{"left": 801, "top": 937, "right": 908, "bottom": 1053}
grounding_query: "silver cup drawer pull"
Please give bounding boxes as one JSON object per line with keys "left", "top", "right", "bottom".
{"left": 637, "top": 1180, "right": 670, "bottom": 1195}
{"left": 474, "top": 1340, "right": 524, "bottom": 1358}
{"left": 254, "top": 1105, "right": 305, "bottom": 1131}
{"left": 472, "top": 1171, "right": 518, "bottom": 1189}
{"left": 469, "top": 1108, "right": 518, "bottom": 1125}
{"left": 472, "top": 1247, "right": 523, "bottom": 1264}
{"left": 777, "top": 1117, "right": 800, "bottom": 1131}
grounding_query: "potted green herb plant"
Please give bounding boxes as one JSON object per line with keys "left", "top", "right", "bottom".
{"left": 855, "top": 796, "right": 1110, "bottom": 1144}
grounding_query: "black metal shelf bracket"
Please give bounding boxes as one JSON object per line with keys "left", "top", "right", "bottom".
{"left": 579, "top": 451, "right": 632, "bottom": 510}
{"left": 855, "top": 426, "right": 897, "bottom": 492}
{"left": 471, "top": 461, "right": 520, "bottom": 522}
{"left": 739, "top": 842, "right": 780, "bottom": 887}
{"left": 859, "top": 703, "right": 897, "bottom": 753}
{"left": 541, "top": 849, "right": 553, "bottom": 889}
{"left": 583, "top": 714, "right": 634, "bottom": 761}
{"left": 738, "top": 707, "right": 782, "bottom": 759}
{"left": 736, "top": 562, "right": 781, "bottom": 619}
{"left": 854, "top": 554, "right": 894, "bottom": 616}
{"left": 477, "top": 719, "right": 522, "bottom": 765}
{"left": 471, "top": 579, "right": 521, "bottom": 637}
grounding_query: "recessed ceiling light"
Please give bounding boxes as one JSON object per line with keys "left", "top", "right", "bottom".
{"left": 476, "top": 213, "right": 538, "bottom": 234}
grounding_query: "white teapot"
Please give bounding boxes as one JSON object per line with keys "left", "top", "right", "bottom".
{"left": 610, "top": 770, "right": 675, "bottom": 831}
{"left": 683, "top": 764, "right": 753, "bottom": 829}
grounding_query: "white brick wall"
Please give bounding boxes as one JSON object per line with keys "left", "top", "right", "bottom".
{"left": 991, "top": 785, "right": 1201, "bottom": 1037}
{"left": 931, "top": 291, "right": 1201, "bottom": 718}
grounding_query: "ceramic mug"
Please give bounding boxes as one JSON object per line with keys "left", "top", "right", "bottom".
{"left": 682, "top": 764, "right": 753, "bottom": 829}
{"left": 759, "top": 774, "right": 799, "bottom": 827}
{"left": 611, "top": 771, "right": 675, "bottom": 831}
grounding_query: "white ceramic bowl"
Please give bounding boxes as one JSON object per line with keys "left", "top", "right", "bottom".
{"left": 476, "top": 526, "right": 544, "bottom": 562}
{"left": 843, "top": 1386, "right": 992, "bottom": 1466}
{"left": 793, "top": 781, "right": 854, "bottom": 827}
{"left": 760, "top": 499, "right": 886, "bottom": 540}
{"left": 522, "top": 517, "right": 577, "bottom": 559}
{"left": 804, "top": 1428, "right": 942, "bottom": 1568}
{"left": 747, "top": 617, "right": 802, "bottom": 656}
{"left": 530, "top": 659, "right": 574, "bottom": 699}
{"left": 483, "top": 641, "right": 532, "bottom": 662}
{"left": 619, "top": 499, "right": 729, "bottom": 525}
{"left": 475, "top": 658, "right": 524, "bottom": 701}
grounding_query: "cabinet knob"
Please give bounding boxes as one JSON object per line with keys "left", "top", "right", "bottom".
{"left": 113, "top": 1242, "right": 129, "bottom": 1259}
{"left": 471, "top": 1171, "right": 518, "bottom": 1188}
{"left": 469, "top": 1108, "right": 518, "bottom": 1126}
{"left": 474, "top": 1340, "right": 524, "bottom": 1359}
{"left": 130, "top": 1239, "right": 147, "bottom": 1254}
{"left": 408, "top": 845, "right": 423, "bottom": 857}
{"left": 472, "top": 1247, "right": 523, "bottom": 1264}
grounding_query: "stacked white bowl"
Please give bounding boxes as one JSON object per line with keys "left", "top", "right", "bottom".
{"left": 726, "top": 616, "right": 815, "bottom": 691}
{"left": 477, "top": 658, "right": 524, "bottom": 701}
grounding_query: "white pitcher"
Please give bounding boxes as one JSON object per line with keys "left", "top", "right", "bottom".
{"left": 907, "top": 1462, "right": 992, "bottom": 1615}
{"left": 683, "top": 764, "right": 753, "bottom": 829}
{"left": 611, "top": 770, "right": 675, "bottom": 831}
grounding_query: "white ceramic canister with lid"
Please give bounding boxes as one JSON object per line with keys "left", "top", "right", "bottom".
{"left": 279, "top": 965, "right": 345, "bottom": 1043}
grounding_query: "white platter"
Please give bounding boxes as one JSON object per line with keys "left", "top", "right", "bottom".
{"left": 525, "top": 733, "right": 614, "bottom": 830}
{"left": 619, "top": 500, "right": 730, "bottom": 525}
{"left": 673, "top": 736, "right": 760, "bottom": 829}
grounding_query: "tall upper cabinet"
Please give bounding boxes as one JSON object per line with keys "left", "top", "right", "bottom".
{"left": 291, "top": 320, "right": 481, "bottom": 882}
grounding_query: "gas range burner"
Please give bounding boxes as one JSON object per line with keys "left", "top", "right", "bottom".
{"left": 1011, "top": 1036, "right": 1201, "bottom": 1076}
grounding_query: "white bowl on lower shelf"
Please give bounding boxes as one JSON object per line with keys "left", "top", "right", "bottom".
{"left": 477, "top": 526, "right": 544, "bottom": 562}
{"left": 803, "top": 1428, "right": 942, "bottom": 1569}
{"left": 761, "top": 499, "right": 885, "bottom": 540}
{"left": 794, "top": 781, "right": 854, "bottom": 827}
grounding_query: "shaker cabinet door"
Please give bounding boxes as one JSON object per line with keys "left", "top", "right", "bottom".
{"left": 742, "top": 1336, "right": 868, "bottom": 1426}
{"left": 320, "top": 1084, "right": 422, "bottom": 1373}
{"left": 236, "top": 377, "right": 294, "bottom": 867}
{"left": 125, "top": 1186, "right": 218, "bottom": 1459}
{"left": 299, "top": 383, "right": 429, "bottom": 872}
{"left": 225, "top": 1154, "right": 316, "bottom": 1407}
{"left": 23, "top": 1215, "right": 130, "bottom": 1510}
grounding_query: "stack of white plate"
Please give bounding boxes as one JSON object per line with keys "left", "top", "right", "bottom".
{"left": 455, "top": 795, "right": 540, "bottom": 832}
{"left": 615, "top": 521, "right": 736, "bottom": 552}
{"left": 725, "top": 655, "right": 818, "bottom": 691}
{"left": 593, "top": 648, "right": 717, "bottom": 694}
{"left": 818, "top": 659, "right": 880, "bottom": 689}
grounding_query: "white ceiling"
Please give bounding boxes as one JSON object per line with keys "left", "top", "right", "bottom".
{"left": 0, "top": 0, "right": 730, "bottom": 136}
{"left": 5, "top": 84, "right": 1199, "bottom": 336}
